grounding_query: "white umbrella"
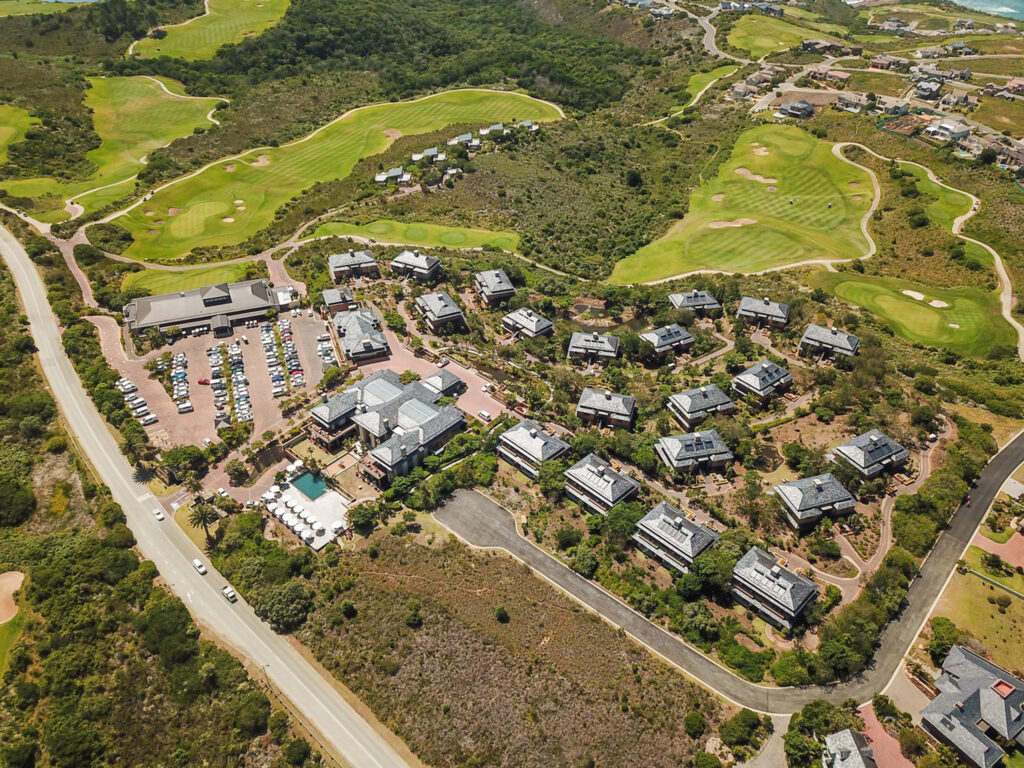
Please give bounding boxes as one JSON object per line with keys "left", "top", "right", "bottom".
{"left": 294, "top": 459, "right": 304, "bottom": 467}
{"left": 301, "top": 530, "right": 315, "bottom": 542}
{"left": 298, "top": 510, "right": 309, "bottom": 521}
{"left": 286, "top": 463, "right": 295, "bottom": 475}
{"left": 261, "top": 491, "right": 274, "bottom": 501}
{"left": 284, "top": 498, "right": 295, "bottom": 509}
{"left": 331, "top": 520, "right": 345, "bottom": 532}
{"left": 269, "top": 484, "right": 280, "bottom": 494}
{"left": 293, "top": 504, "right": 305, "bottom": 516}
{"left": 312, "top": 519, "right": 325, "bottom": 533}
{"left": 266, "top": 502, "right": 278, "bottom": 513}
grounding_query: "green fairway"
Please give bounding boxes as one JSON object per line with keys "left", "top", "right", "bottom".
{"left": 0, "top": 104, "right": 36, "bottom": 163}
{"left": 116, "top": 89, "right": 561, "bottom": 262}
{"left": 897, "top": 163, "right": 970, "bottom": 231}
{"left": 0, "top": 0, "right": 83, "bottom": 15}
{"left": 675, "top": 65, "right": 738, "bottom": 109}
{"left": 121, "top": 262, "right": 252, "bottom": 294}
{"left": 811, "top": 271, "right": 1013, "bottom": 357}
{"left": 312, "top": 219, "right": 519, "bottom": 251}
{"left": 609, "top": 124, "right": 872, "bottom": 284}
{"left": 132, "top": 0, "right": 290, "bottom": 61}
{"left": 726, "top": 15, "right": 814, "bottom": 58}
{"left": 3, "top": 76, "right": 221, "bottom": 217}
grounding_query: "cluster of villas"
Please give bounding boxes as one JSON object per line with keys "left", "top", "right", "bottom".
{"left": 719, "top": 1, "right": 786, "bottom": 17}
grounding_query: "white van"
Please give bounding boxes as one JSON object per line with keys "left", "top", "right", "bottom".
{"left": 140, "top": 414, "right": 158, "bottom": 426}
{"left": 477, "top": 409, "right": 492, "bottom": 423}
{"left": 316, "top": 333, "right": 330, "bottom": 342}
{"left": 271, "top": 386, "right": 286, "bottom": 397}
{"left": 176, "top": 401, "right": 194, "bottom": 414}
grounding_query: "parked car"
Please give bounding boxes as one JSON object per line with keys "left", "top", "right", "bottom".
{"left": 192, "top": 559, "right": 208, "bottom": 575}
{"left": 217, "top": 488, "right": 228, "bottom": 497}
{"left": 198, "top": 378, "right": 210, "bottom": 385}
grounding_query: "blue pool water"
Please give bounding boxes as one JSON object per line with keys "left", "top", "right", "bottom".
{"left": 292, "top": 472, "right": 328, "bottom": 501}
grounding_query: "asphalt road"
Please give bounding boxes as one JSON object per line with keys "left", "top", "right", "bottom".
{"left": 0, "top": 224, "right": 414, "bottom": 768}
{"left": 436, "top": 429, "right": 1024, "bottom": 714}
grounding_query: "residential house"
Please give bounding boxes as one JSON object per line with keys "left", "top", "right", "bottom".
{"left": 719, "top": 0, "right": 752, "bottom": 9}
{"left": 731, "top": 359, "right": 793, "bottom": 403}
{"left": 778, "top": 100, "right": 815, "bottom": 118}
{"left": 474, "top": 269, "right": 517, "bottom": 305}
{"left": 502, "top": 307, "right": 554, "bottom": 338}
{"left": 632, "top": 501, "right": 720, "bottom": 573}
{"left": 333, "top": 308, "right": 389, "bottom": 362}
{"left": 871, "top": 54, "right": 908, "bottom": 70}
{"left": 415, "top": 290, "right": 465, "bottom": 332}
{"left": 925, "top": 118, "right": 972, "bottom": 141}
{"left": 447, "top": 132, "right": 472, "bottom": 146}
{"left": 875, "top": 95, "right": 910, "bottom": 115}
{"left": 374, "top": 166, "right": 412, "bottom": 186}
{"left": 949, "top": 40, "right": 975, "bottom": 55}
{"left": 667, "top": 384, "right": 736, "bottom": 430}
{"left": 321, "top": 286, "right": 356, "bottom": 316}
{"left": 564, "top": 453, "right": 640, "bottom": 514}
{"left": 639, "top": 323, "right": 695, "bottom": 357}
{"left": 954, "top": 17, "right": 975, "bottom": 30}
{"left": 497, "top": 418, "right": 570, "bottom": 478}
{"left": 479, "top": 123, "right": 504, "bottom": 136}
{"left": 837, "top": 93, "right": 870, "bottom": 113}
{"left": 737, "top": 296, "right": 790, "bottom": 328}
{"left": 670, "top": 289, "right": 722, "bottom": 316}
{"left": 328, "top": 249, "right": 378, "bottom": 280}
{"left": 516, "top": 119, "right": 540, "bottom": 132}
{"left": 650, "top": 5, "right": 672, "bottom": 18}
{"left": 810, "top": 66, "right": 853, "bottom": 84}
{"left": 829, "top": 429, "right": 909, "bottom": 478}
{"left": 921, "top": 646, "right": 1024, "bottom": 768}
{"left": 919, "top": 45, "right": 947, "bottom": 59}
{"left": 411, "top": 146, "right": 446, "bottom": 164}
{"left": 655, "top": 429, "right": 733, "bottom": 474}
{"left": 566, "top": 332, "right": 620, "bottom": 363}
{"left": 1008, "top": 77, "right": 1024, "bottom": 95}
{"left": 802, "top": 39, "right": 845, "bottom": 55}
{"left": 729, "top": 82, "right": 761, "bottom": 101}
{"left": 390, "top": 249, "right": 441, "bottom": 281}
{"left": 754, "top": 2, "right": 784, "bottom": 16}
{"left": 575, "top": 388, "right": 637, "bottom": 429}
{"left": 915, "top": 79, "right": 943, "bottom": 100}
{"left": 822, "top": 730, "right": 879, "bottom": 768}
{"left": 422, "top": 368, "right": 464, "bottom": 398}
{"left": 731, "top": 546, "right": 819, "bottom": 630}
{"left": 878, "top": 18, "right": 907, "bottom": 32}
{"left": 771, "top": 473, "right": 857, "bottom": 530}
{"left": 939, "top": 88, "right": 975, "bottom": 109}
{"left": 798, "top": 324, "right": 860, "bottom": 358}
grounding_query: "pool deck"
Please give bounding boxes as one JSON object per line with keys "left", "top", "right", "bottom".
{"left": 271, "top": 480, "right": 350, "bottom": 551}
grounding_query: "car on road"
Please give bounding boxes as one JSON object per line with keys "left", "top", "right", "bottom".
{"left": 222, "top": 586, "right": 238, "bottom": 603}
{"left": 152, "top": 508, "right": 165, "bottom": 521}
{"left": 192, "top": 559, "right": 207, "bottom": 575}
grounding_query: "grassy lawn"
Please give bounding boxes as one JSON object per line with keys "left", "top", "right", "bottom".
{"left": 810, "top": 271, "right": 1014, "bottom": 358}
{"left": 0, "top": 0, "right": 83, "bottom": 15}
{"left": 965, "top": 545, "right": 1024, "bottom": 593}
{"left": 934, "top": 571, "right": 1024, "bottom": 672}
{"left": 671, "top": 65, "right": 739, "bottom": 110}
{"left": 311, "top": 219, "right": 520, "bottom": 251}
{"left": 980, "top": 524, "right": 1016, "bottom": 544}
{"left": 863, "top": 3, "right": 1014, "bottom": 29}
{"left": 974, "top": 97, "right": 1024, "bottom": 139}
{"left": 133, "top": 0, "right": 290, "bottom": 61}
{"left": 726, "top": 15, "right": 812, "bottom": 58}
{"left": 845, "top": 71, "right": 909, "bottom": 98}
{"left": 3, "top": 76, "right": 221, "bottom": 218}
{"left": 117, "top": 89, "right": 562, "bottom": 263}
{"left": 961, "top": 57, "right": 1024, "bottom": 78}
{"left": 609, "top": 124, "right": 871, "bottom": 283}
{"left": 0, "top": 611, "right": 24, "bottom": 675}
{"left": 972, "top": 36, "right": 1024, "bottom": 55}
{"left": 0, "top": 104, "right": 36, "bottom": 164}
{"left": 122, "top": 262, "right": 253, "bottom": 294}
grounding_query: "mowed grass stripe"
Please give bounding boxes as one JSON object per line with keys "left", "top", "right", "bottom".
{"left": 122, "top": 262, "right": 252, "bottom": 294}
{"left": 133, "top": 0, "right": 290, "bottom": 61}
{"left": 3, "top": 76, "right": 221, "bottom": 218}
{"left": 312, "top": 220, "right": 519, "bottom": 251}
{"left": 119, "top": 90, "right": 562, "bottom": 262}
{"left": 609, "top": 124, "right": 871, "bottom": 284}
{"left": 0, "top": 104, "right": 36, "bottom": 164}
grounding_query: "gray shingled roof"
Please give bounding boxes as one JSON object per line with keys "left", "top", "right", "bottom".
{"left": 733, "top": 546, "right": 819, "bottom": 615}
{"left": 822, "top": 730, "right": 878, "bottom": 768}
{"left": 737, "top": 296, "right": 790, "bottom": 323}
{"left": 639, "top": 323, "right": 695, "bottom": 354}
{"left": 732, "top": 359, "right": 793, "bottom": 397}
{"left": 564, "top": 454, "right": 640, "bottom": 507}
{"left": 634, "top": 501, "right": 720, "bottom": 565}
{"left": 567, "top": 332, "right": 620, "bottom": 358}
{"left": 328, "top": 249, "right": 376, "bottom": 272}
{"left": 669, "top": 290, "right": 720, "bottom": 311}
{"left": 772, "top": 473, "right": 856, "bottom": 522}
{"left": 124, "top": 279, "right": 276, "bottom": 331}
{"left": 416, "top": 291, "right": 464, "bottom": 323}
{"left": 502, "top": 307, "right": 553, "bottom": 336}
{"left": 310, "top": 390, "right": 359, "bottom": 428}
{"left": 422, "top": 368, "right": 463, "bottom": 396}
{"left": 655, "top": 429, "right": 733, "bottom": 470}
{"left": 576, "top": 388, "right": 636, "bottom": 420}
{"left": 831, "top": 429, "right": 909, "bottom": 476}
{"left": 334, "top": 308, "right": 388, "bottom": 359}
{"left": 322, "top": 286, "right": 354, "bottom": 306}
{"left": 475, "top": 269, "right": 516, "bottom": 297}
{"left": 667, "top": 384, "right": 735, "bottom": 423}
{"left": 800, "top": 324, "right": 860, "bottom": 356}
{"left": 498, "top": 419, "right": 570, "bottom": 464}
{"left": 391, "top": 249, "right": 440, "bottom": 272}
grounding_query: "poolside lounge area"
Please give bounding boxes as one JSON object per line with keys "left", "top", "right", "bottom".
{"left": 262, "top": 472, "right": 350, "bottom": 550}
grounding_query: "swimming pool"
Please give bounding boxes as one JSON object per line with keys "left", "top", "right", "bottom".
{"left": 292, "top": 472, "right": 328, "bottom": 501}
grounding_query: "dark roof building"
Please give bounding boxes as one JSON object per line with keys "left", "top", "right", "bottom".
{"left": 334, "top": 308, "right": 389, "bottom": 362}
{"left": 639, "top": 324, "right": 695, "bottom": 357}
{"left": 771, "top": 473, "right": 857, "bottom": 530}
{"left": 669, "top": 290, "right": 721, "bottom": 316}
{"left": 567, "top": 332, "right": 620, "bottom": 363}
{"left": 822, "top": 730, "right": 879, "bottom": 768}
{"left": 474, "top": 269, "right": 516, "bottom": 305}
{"left": 390, "top": 249, "right": 440, "bottom": 281}
{"left": 328, "top": 249, "right": 378, "bottom": 280}
{"left": 656, "top": 429, "right": 733, "bottom": 473}
{"left": 732, "top": 359, "right": 793, "bottom": 402}
{"left": 422, "top": 368, "right": 464, "bottom": 398}
{"left": 502, "top": 307, "right": 554, "bottom": 338}
{"left": 497, "top": 419, "right": 570, "bottom": 478}
{"left": 667, "top": 384, "right": 736, "bottom": 430}
{"left": 799, "top": 324, "right": 860, "bottom": 358}
{"left": 830, "top": 429, "right": 909, "bottom": 478}
{"left": 575, "top": 388, "right": 637, "bottom": 429}
{"left": 124, "top": 279, "right": 277, "bottom": 336}
{"left": 737, "top": 296, "right": 790, "bottom": 327}
{"left": 308, "top": 391, "right": 360, "bottom": 451}
{"left": 415, "top": 291, "right": 465, "bottom": 331}
{"left": 564, "top": 453, "right": 640, "bottom": 514}
{"left": 322, "top": 286, "right": 356, "bottom": 315}
{"left": 731, "top": 546, "right": 819, "bottom": 630}
{"left": 922, "top": 646, "right": 1024, "bottom": 768}
{"left": 633, "top": 501, "right": 720, "bottom": 574}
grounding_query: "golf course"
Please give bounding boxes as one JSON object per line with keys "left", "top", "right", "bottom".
{"left": 132, "top": 0, "right": 291, "bottom": 61}
{"left": 672, "top": 65, "right": 738, "bottom": 111}
{"left": 311, "top": 220, "right": 519, "bottom": 251}
{"left": 726, "top": 15, "right": 813, "bottom": 58}
{"left": 609, "top": 124, "right": 873, "bottom": 284}
{"left": 811, "top": 271, "right": 1013, "bottom": 358}
{"left": 3, "top": 76, "right": 222, "bottom": 220}
{"left": 0, "top": 0, "right": 83, "bottom": 15}
{"left": 115, "top": 89, "right": 562, "bottom": 263}
{"left": 0, "top": 104, "right": 35, "bottom": 163}
{"left": 121, "top": 262, "right": 253, "bottom": 295}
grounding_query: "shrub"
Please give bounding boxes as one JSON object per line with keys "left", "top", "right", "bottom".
{"left": 684, "top": 710, "right": 707, "bottom": 739}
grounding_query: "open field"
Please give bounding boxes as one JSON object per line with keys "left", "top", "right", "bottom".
{"left": 898, "top": 162, "right": 971, "bottom": 231}
{"left": 974, "top": 97, "right": 1024, "bottom": 138}
{"left": 609, "top": 124, "right": 871, "bottom": 283}
{"left": 811, "top": 271, "right": 1014, "bottom": 358}
{"left": 671, "top": 64, "right": 739, "bottom": 111}
{"left": 0, "top": 0, "right": 83, "bottom": 15}
{"left": 133, "top": 0, "right": 290, "bottom": 61}
{"left": 934, "top": 571, "right": 1024, "bottom": 672}
{"left": 779, "top": 5, "right": 848, "bottom": 35}
{"left": 311, "top": 219, "right": 520, "bottom": 251}
{"left": 0, "top": 104, "right": 36, "bottom": 164}
{"left": 121, "top": 262, "right": 252, "bottom": 294}
{"left": 861, "top": 3, "right": 1016, "bottom": 30}
{"left": 726, "top": 15, "right": 812, "bottom": 58}
{"left": 896, "top": 35, "right": 1024, "bottom": 56}
{"left": 964, "top": 57, "right": 1024, "bottom": 78}
{"left": 117, "top": 89, "right": 562, "bottom": 262}
{"left": 3, "top": 76, "right": 221, "bottom": 217}
{"left": 845, "top": 71, "right": 910, "bottom": 98}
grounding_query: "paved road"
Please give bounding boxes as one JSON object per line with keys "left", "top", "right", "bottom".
{"left": 436, "top": 429, "right": 1024, "bottom": 714}
{"left": 0, "top": 223, "right": 415, "bottom": 768}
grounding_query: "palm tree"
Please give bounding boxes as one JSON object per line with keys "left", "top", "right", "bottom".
{"left": 121, "top": 431, "right": 143, "bottom": 464}
{"left": 188, "top": 504, "right": 219, "bottom": 545}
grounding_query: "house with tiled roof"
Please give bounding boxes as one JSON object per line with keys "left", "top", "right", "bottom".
{"left": 732, "top": 359, "right": 793, "bottom": 404}
{"left": 731, "top": 546, "right": 819, "bottom": 629}
{"left": 474, "top": 269, "right": 517, "bottom": 305}
{"left": 799, "top": 324, "right": 860, "bottom": 358}
{"left": 415, "top": 291, "right": 465, "bottom": 332}
{"left": 771, "top": 473, "right": 856, "bottom": 531}
{"left": 669, "top": 290, "right": 721, "bottom": 316}
{"left": 502, "top": 307, "right": 554, "bottom": 338}
{"left": 737, "top": 296, "right": 790, "bottom": 328}
{"left": 822, "top": 730, "right": 878, "bottom": 768}
{"left": 567, "top": 332, "right": 620, "bottom": 364}
{"left": 328, "top": 249, "right": 378, "bottom": 280}
{"left": 632, "top": 501, "right": 720, "bottom": 573}
{"left": 390, "top": 249, "right": 440, "bottom": 281}
{"left": 667, "top": 384, "right": 736, "bottom": 430}
{"left": 333, "top": 308, "right": 389, "bottom": 363}
{"left": 564, "top": 453, "right": 640, "bottom": 514}
{"left": 639, "top": 323, "right": 694, "bottom": 357}
{"left": 322, "top": 286, "right": 356, "bottom": 316}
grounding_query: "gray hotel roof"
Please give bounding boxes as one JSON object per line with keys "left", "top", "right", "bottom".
{"left": 800, "top": 324, "right": 860, "bottom": 356}
{"left": 576, "top": 388, "right": 636, "bottom": 420}
{"left": 639, "top": 323, "right": 694, "bottom": 354}
{"left": 124, "top": 279, "right": 276, "bottom": 331}
{"left": 334, "top": 308, "right": 388, "bottom": 359}
{"left": 822, "top": 730, "right": 878, "bottom": 768}
{"left": 499, "top": 419, "right": 570, "bottom": 464}
{"left": 567, "top": 332, "right": 620, "bottom": 358}
{"left": 328, "top": 249, "right": 376, "bottom": 271}
{"left": 634, "top": 501, "right": 720, "bottom": 563}
{"left": 831, "top": 429, "right": 909, "bottom": 475}
{"left": 737, "top": 296, "right": 790, "bottom": 324}
{"left": 772, "top": 473, "right": 855, "bottom": 521}
{"left": 732, "top": 359, "right": 793, "bottom": 397}
{"left": 503, "top": 307, "right": 553, "bottom": 336}
{"left": 391, "top": 249, "right": 440, "bottom": 273}
{"left": 656, "top": 429, "right": 732, "bottom": 470}
{"left": 668, "top": 384, "right": 735, "bottom": 422}
{"left": 733, "top": 546, "right": 819, "bottom": 615}
{"left": 669, "top": 290, "right": 721, "bottom": 312}
{"left": 564, "top": 454, "right": 640, "bottom": 507}
{"left": 323, "top": 286, "right": 354, "bottom": 305}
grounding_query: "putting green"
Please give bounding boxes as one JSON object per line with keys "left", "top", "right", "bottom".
{"left": 3, "top": 76, "right": 221, "bottom": 218}
{"left": 812, "top": 271, "right": 1013, "bottom": 357}
{"left": 0, "top": 104, "right": 36, "bottom": 164}
{"left": 117, "top": 89, "right": 561, "bottom": 263}
{"left": 132, "top": 0, "right": 290, "bottom": 61}
{"left": 122, "top": 262, "right": 253, "bottom": 295}
{"left": 311, "top": 220, "right": 519, "bottom": 251}
{"left": 726, "top": 15, "right": 813, "bottom": 58}
{"left": 609, "top": 124, "right": 872, "bottom": 284}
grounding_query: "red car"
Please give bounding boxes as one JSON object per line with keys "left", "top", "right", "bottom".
{"left": 197, "top": 378, "right": 210, "bottom": 385}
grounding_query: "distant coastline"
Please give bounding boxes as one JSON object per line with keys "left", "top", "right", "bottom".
{"left": 846, "top": 0, "right": 1024, "bottom": 20}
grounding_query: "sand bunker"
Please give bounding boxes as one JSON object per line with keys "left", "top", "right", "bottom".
{"left": 849, "top": 181, "right": 860, "bottom": 187}
{"left": 929, "top": 299, "right": 949, "bottom": 308}
{"left": 144, "top": 210, "right": 155, "bottom": 217}
{"left": 735, "top": 167, "right": 777, "bottom": 184}
{"left": 154, "top": 219, "right": 164, "bottom": 225}
{"left": 709, "top": 218, "right": 757, "bottom": 229}
{"left": 384, "top": 129, "right": 403, "bottom": 139}
{"left": 236, "top": 206, "right": 246, "bottom": 211}
{"left": 751, "top": 142, "right": 760, "bottom": 146}
{"left": 766, "top": 186, "right": 777, "bottom": 192}
{"left": 224, "top": 164, "right": 236, "bottom": 172}
{"left": 222, "top": 217, "right": 235, "bottom": 223}
{"left": 233, "top": 199, "right": 244, "bottom": 205}
{"left": 711, "top": 194, "right": 725, "bottom": 202}
{"left": 148, "top": 229, "right": 159, "bottom": 235}
{"left": 902, "top": 290, "right": 925, "bottom": 301}
{"left": 949, "top": 323, "right": 960, "bottom": 329}
{"left": 0, "top": 571, "right": 24, "bottom": 624}
{"left": 167, "top": 208, "right": 181, "bottom": 216}
{"left": 250, "top": 155, "right": 270, "bottom": 167}
{"left": 753, "top": 147, "right": 770, "bottom": 156}
{"left": 852, "top": 195, "right": 862, "bottom": 201}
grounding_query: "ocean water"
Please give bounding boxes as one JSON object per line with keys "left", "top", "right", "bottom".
{"left": 846, "top": 0, "right": 1024, "bottom": 20}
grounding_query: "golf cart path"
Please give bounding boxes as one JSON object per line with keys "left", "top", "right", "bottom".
{"left": 640, "top": 63, "right": 739, "bottom": 126}
{"left": 126, "top": 0, "right": 212, "bottom": 57}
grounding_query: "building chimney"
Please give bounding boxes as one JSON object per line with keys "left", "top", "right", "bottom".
{"left": 700, "top": 386, "right": 707, "bottom": 394}
{"left": 604, "top": 392, "right": 613, "bottom": 400}
{"left": 529, "top": 428, "right": 538, "bottom": 438}
{"left": 763, "top": 296, "right": 770, "bottom": 304}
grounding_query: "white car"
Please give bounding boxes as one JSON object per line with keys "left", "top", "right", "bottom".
{"left": 203, "top": 437, "right": 212, "bottom": 446}
{"left": 152, "top": 508, "right": 165, "bottom": 521}
{"left": 192, "top": 559, "right": 207, "bottom": 575}
{"left": 222, "top": 586, "right": 238, "bottom": 603}
{"left": 477, "top": 409, "right": 493, "bottom": 422}
{"left": 217, "top": 488, "right": 228, "bottom": 497}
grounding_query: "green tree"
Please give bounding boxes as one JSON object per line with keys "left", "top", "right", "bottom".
{"left": 927, "top": 617, "right": 961, "bottom": 664}
{"left": 225, "top": 458, "right": 249, "bottom": 485}
{"left": 188, "top": 504, "right": 219, "bottom": 545}
{"left": 0, "top": 478, "right": 36, "bottom": 527}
